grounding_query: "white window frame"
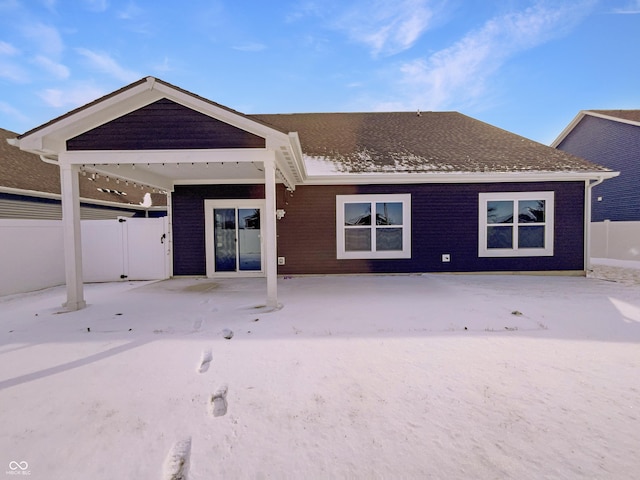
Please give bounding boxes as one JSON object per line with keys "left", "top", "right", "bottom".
{"left": 478, "top": 191, "right": 554, "bottom": 257}
{"left": 336, "top": 194, "right": 411, "bottom": 259}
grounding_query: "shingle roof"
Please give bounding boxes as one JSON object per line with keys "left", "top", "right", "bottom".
{"left": 251, "top": 111, "right": 610, "bottom": 175}
{"left": 589, "top": 110, "right": 640, "bottom": 123}
{"left": 1, "top": 127, "right": 166, "bottom": 206}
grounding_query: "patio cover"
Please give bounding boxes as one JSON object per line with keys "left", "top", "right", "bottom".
{"left": 12, "top": 77, "right": 305, "bottom": 310}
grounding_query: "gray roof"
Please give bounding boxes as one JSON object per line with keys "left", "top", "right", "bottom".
{"left": 251, "top": 111, "right": 610, "bottom": 174}
{"left": 1, "top": 127, "right": 166, "bottom": 206}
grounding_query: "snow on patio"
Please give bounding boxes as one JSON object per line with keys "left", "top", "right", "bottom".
{"left": 1, "top": 267, "right": 640, "bottom": 479}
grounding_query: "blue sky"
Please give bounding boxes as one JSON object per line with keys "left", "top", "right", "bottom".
{"left": 1, "top": 0, "right": 639, "bottom": 144}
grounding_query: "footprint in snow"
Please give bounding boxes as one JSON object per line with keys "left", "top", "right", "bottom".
{"left": 163, "top": 437, "right": 191, "bottom": 480}
{"left": 197, "top": 349, "right": 213, "bottom": 374}
{"left": 209, "top": 385, "right": 228, "bottom": 417}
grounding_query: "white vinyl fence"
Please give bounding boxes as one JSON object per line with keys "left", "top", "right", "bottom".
{"left": 0, "top": 217, "right": 169, "bottom": 296}
{"left": 0, "top": 219, "right": 66, "bottom": 296}
{"left": 591, "top": 220, "right": 640, "bottom": 262}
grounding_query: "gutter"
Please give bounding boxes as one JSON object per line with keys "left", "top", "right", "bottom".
{"left": 0, "top": 186, "right": 166, "bottom": 212}
{"left": 39, "top": 154, "right": 59, "bottom": 165}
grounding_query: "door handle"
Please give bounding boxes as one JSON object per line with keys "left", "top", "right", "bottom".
{"left": 161, "top": 233, "right": 166, "bottom": 244}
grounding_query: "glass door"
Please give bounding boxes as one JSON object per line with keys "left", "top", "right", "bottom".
{"left": 237, "top": 208, "right": 261, "bottom": 271}
{"left": 213, "top": 207, "right": 262, "bottom": 273}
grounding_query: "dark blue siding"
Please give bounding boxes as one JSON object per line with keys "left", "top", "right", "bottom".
{"left": 67, "top": 98, "right": 266, "bottom": 151}
{"left": 171, "top": 184, "right": 265, "bottom": 275}
{"left": 557, "top": 115, "right": 640, "bottom": 221}
{"left": 172, "top": 182, "right": 586, "bottom": 276}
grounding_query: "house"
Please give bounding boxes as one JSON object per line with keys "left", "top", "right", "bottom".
{"left": 9, "top": 77, "right": 617, "bottom": 310}
{"left": 552, "top": 110, "right": 639, "bottom": 261}
{"left": 1, "top": 127, "right": 166, "bottom": 219}
{"left": 552, "top": 110, "right": 640, "bottom": 222}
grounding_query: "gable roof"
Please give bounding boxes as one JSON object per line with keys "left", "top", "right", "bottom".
{"left": 252, "top": 111, "right": 611, "bottom": 176}
{"left": 11, "top": 76, "right": 614, "bottom": 188}
{"left": 551, "top": 109, "right": 640, "bottom": 147}
{"left": 1, "top": 127, "right": 166, "bottom": 207}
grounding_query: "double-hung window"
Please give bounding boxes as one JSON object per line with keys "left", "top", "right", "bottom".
{"left": 336, "top": 194, "right": 411, "bottom": 259}
{"left": 479, "top": 191, "right": 554, "bottom": 257}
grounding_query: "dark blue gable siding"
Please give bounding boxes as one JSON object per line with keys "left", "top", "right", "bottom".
{"left": 171, "top": 184, "right": 265, "bottom": 275}
{"left": 171, "top": 181, "right": 586, "bottom": 275}
{"left": 67, "top": 98, "right": 266, "bottom": 151}
{"left": 557, "top": 115, "right": 640, "bottom": 221}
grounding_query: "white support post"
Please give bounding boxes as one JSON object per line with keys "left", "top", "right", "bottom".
{"left": 264, "top": 155, "right": 278, "bottom": 309}
{"left": 60, "top": 163, "right": 86, "bottom": 310}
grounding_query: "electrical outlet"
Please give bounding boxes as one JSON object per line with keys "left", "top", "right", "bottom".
{"left": 277, "top": 256, "right": 286, "bottom": 265}
{"left": 442, "top": 254, "right": 451, "bottom": 262}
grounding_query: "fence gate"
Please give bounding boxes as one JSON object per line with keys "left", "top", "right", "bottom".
{"left": 82, "top": 217, "right": 169, "bottom": 282}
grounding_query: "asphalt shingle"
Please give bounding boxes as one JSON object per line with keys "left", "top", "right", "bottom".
{"left": 252, "top": 111, "right": 611, "bottom": 174}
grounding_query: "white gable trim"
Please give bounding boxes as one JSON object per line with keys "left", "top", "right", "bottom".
{"left": 551, "top": 110, "right": 640, "bottom": 148}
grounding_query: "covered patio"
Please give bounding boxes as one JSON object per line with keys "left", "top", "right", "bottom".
{"left": 11, "top": 77, "right": 305, "bottom": 311}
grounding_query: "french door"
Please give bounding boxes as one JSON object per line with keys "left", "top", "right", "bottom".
{"left": 204, "top": 200, "right": 265, "bottom": 276}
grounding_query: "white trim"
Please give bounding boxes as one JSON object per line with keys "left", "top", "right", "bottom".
{"left": 59, "top": 164, "right": 86, "bottom": 310}
{"left": 478, "top": 191, "right": 554, "bottom": 258}
{"left": 302, "top": 171, "right": 617, "bottom": 185}
{"left": 204, "top": 199, "right": 266, "bottom": 278}
{"left": 336, "top": 194, "right": 411, "bottom": 260}
{"left": 551, "top": 110, "right": 640, "bottom": 148}
{"left": 264, "top": 157, "right": 278, "bottom": 308}
{"left": 166, "top": 192, "right": 174, "bottom": 278}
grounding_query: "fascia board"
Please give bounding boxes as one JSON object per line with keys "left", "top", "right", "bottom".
{"left": 582, "top": 110, "right": 640, "bottom": 127}
{"left": 301, "top": 171, "right": 619, "bottom": 185}
{"left": 154, "top": 81, "right": 291, "bottom": 143}
{"left": 550, "top": 111, "right": 587, "bottom": 148}
{"left": 60, "top": 149, "right": 272, "bottom": 164}
{"left": 19, "top": 80, "right": 161, "bottom": 153}
{"left": 551, "top": 110, "right": 640, "bottom": 148}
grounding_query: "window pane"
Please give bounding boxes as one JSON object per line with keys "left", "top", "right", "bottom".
{"left": 345, "top": 203, "right": 371, "bottom": 226}
{"left": 376, "top": 228, "right": 403, "bottom": 251}
{"left": 518, "top": 226, "right": 545, "bottom": 248}
{"left": 518, "top": 200, "right": 545, "bottom": 223}
{"left": 487, "top": 201, "right": 513, "bottom": 224}
{"left": 376, "top": 202, "right": 403, "bottom": 225}
{"left": 487, "top": 226, "right": 513, "bottom": 249}
{"left": 345, "top": 229, "right": 371, "bottom": 251}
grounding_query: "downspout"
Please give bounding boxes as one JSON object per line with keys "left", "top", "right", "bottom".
{"left": 585, "top": 176, "right": 606, "bottom": 273}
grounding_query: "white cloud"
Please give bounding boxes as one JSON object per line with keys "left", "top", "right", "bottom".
{"left": 152, "top": 56, "right": 172, "bottom": 73}
{"left": 232, "top": 42, "right": 267, "bottom": 52}
{"left": 0, "top": 61, "right": 28, "bottom": 82}
{"left": 611, "top": 0, "right": 640, "bottom": 13}
{"left": 334, "top": 0, "right": 438, "bottom": 57}
{"left": 33, "top": 55, "right": 70, "bottom": 79}
{"left": 378, "top": 1, "right": 596, "bottom": 111}
{"left": 38, "top": 83, "right": 106, "bottom": 108}
{"left": 83, "top": 0, "right": 108, "bottom": 12}
{"left": 0, "top": 100, "right": 30, "bottom": 122}
{"left": 75, "top": 48, "right": 140, "bottom": 83}
{"left": 21, "top": 22, "right": 64, "bottom": 57}
{"left": 0, "top": 41, "right": 19, "bottom": 56}
{"left": 117, "top": 2, "right": 142, "bottom": 19}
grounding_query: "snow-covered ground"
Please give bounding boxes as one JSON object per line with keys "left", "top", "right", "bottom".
{"left": 1, "top": 264, "right": 640, "bottom": 479}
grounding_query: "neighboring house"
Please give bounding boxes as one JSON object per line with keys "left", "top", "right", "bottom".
{"left": 552, "top": 110, "right": 639, "bottom": 261}
{"left": 9, "top": 77, "right": 616, "bottom": 310}
{"left": 552, "top": 110, "right": 640, "bottom": 222}
{"left": 1, "top": 127, "right": 167, "bottom": 219}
